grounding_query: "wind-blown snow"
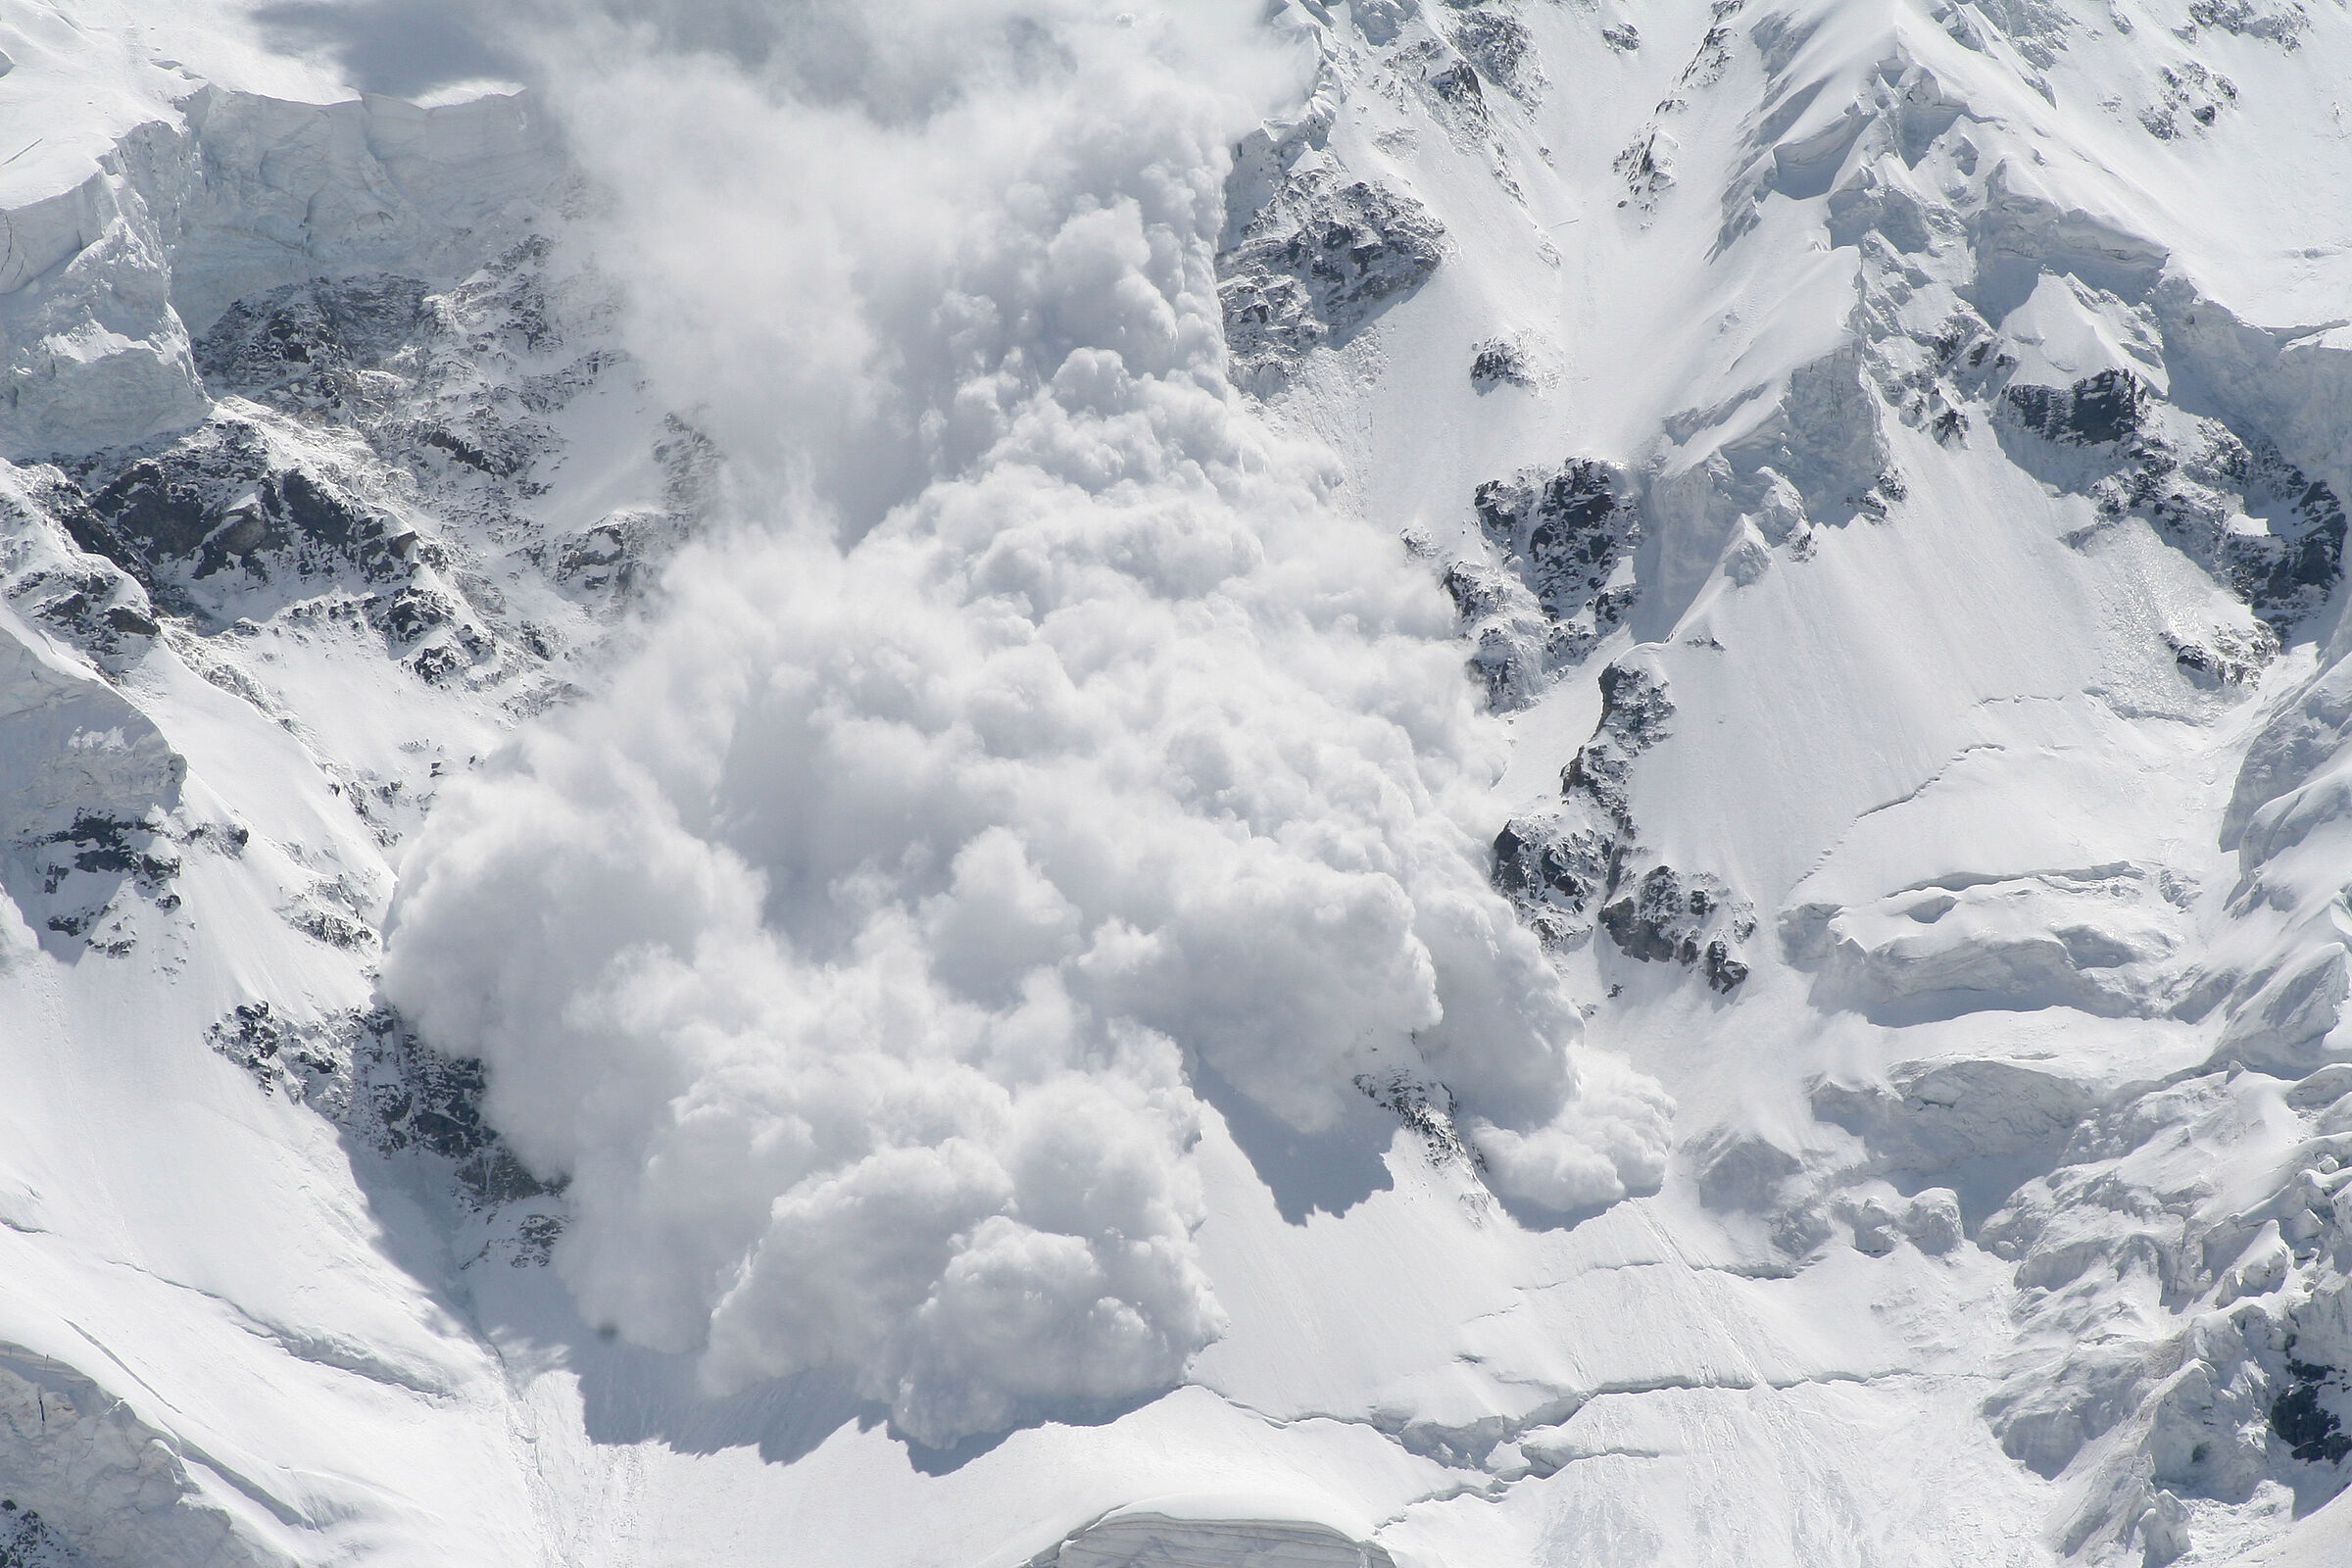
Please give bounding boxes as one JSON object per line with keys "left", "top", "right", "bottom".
{"left": 379, "top": 0, "right": 1671, "bottom": 1446}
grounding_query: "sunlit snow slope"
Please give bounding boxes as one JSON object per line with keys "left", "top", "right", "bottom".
{"left": 5, "top": 1, "right": 2352, "bottom": 1566}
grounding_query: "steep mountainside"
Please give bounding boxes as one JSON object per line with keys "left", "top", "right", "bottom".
{"left": 4, "top": 1, "right": 2352, "bottom": 1566}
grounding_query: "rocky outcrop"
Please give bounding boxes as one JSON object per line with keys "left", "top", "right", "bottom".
{"left": 194, "top": 273, "right": 433, "bottom": 395}
{"left": 1445, "top": 459, "right": 1643, "bottom": 710}
{"left": 1220, "top": 172, "right": 1444, "bottom": 391}
{"left": 1601, "top": 866, "right": 1756, "bottom": 992}
{"left": 0, "top": 88, "right": 561, "bottom": 464}
{"left": 1471, "top": 460, "right": 1643, "bottom": 663}
{"left": 1999, "top": 368, "right": 2345, "bottom": 634}
{"left": 1468, "top": 336, "right": 1535, "bottom": 391}
{"left": 0, "top": 612, "right": 184, "bottom": 956}
{"left": 1445, "top": 8, "right": 1541, "bottom": 103}
{"left": 1491, "top": 658, "right": 1757, "bottom": 986}
{"left": 1491, "top": 659, "right": 1673, "bottom": 947}
{"left": 1490, "top": 810, "right": 1614, "bottom": 952}
{"left": 0, "top": 1502, "right": 85, "bottom": 1568}
{"left": 210, "top": 1001, "right": 563, "bottom": 1264}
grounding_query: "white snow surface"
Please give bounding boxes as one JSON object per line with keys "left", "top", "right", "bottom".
{"left": 3, "top": 0, "right": 2352, "bottom": 1565}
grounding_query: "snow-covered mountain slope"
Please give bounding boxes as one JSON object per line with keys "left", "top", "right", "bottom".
{"left": 5, "top": 0, "right": 2352, "bottom": 1564}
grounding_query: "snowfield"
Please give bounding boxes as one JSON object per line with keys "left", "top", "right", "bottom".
{"left": 5, "top": 0, "right": 2352, "bottom": 1564}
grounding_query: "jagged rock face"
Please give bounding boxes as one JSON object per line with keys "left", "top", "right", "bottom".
{"left": 1599, "top": 865, "right": 1756, "bottom": 992}
{"left": 2006, "top": 366, "right": 2153, "bottom": 449}
{"left": 6, "top": 229, "right": 701, "bottom": 739}
{"left": 1491, "top": 657, "right": 1677, "bottom": 945}
{"left": 1446, "top": 459, "right": 1642, "bottom": 709}
{"left": 64, "top": 422, "right": 416, "bottom": 609}
{"left": 1486, "top": 657, "right": 1757, "bottom": 985}
{"left": 0, "top": 618, "right": 184, "bottom": 956}
{"left": 0, "top": 1501, "right": 83, "bottom": 1568}
{"left": 195, "top": 274, "right": 433, "bottom": 394}
{"left": 1220, "top": 173, "right": 1445, "bottom": 390}
{"left": 1468, "top": 335, "right": 1534, "bottom": 391}
{"left": 1490, "top": 813, "right": 1612, "bottom": 948}
{"left": 1999, "top": 367, "right": 2346, "bottom": 634}
{"left": 1445, "top": 9, "right": 1542, "bottom": 103}
{"left": 210, "top": 1001, "right": 562, "bottom": 1257}
{"left": 1471, "top": 460, "right": 1642, "bottom": 662}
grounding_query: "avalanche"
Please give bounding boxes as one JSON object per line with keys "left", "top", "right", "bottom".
{"left": 3, "top": 1, "right": 2352, "bottom": 1565}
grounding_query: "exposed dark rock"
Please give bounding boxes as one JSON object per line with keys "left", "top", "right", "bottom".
{"left": 1425, "top": 59, "right": 1485, "bottom": 114}
{"left": 2166, "top": 624, "right": 2277, "bottom": 686}
{"left": 19, "top": 812, "right": 180, "bottom": 956}
{"left": 374, "top": 583, "right": 462, "bottom": 645}
{"left": 2187, "top": 0, "right": 2306, "bottom": 47}
{"left": 1609, "top": 0, "right": 1741, "bottom": 212}
{"left": 518, "top": 348, "right": 626, "bottom": 415}
{"left": 2, "top": 557, "right": 159, "bottom": 664}
{"left": 1355, "top": 1069, "right": 1482, "bottom": 1173}
{"left": 1220, "top": 174, "right": 1445, "bottom": 387}
{"left": 208, "top": 1000, "right": 342, "bottom": 1085}
{"left": 407, "top": 416, "right": 543, "bottom": 480}
{"left": 128, "top": 238, "right": 663, "bottom": 710}
{"left": 292, "top": 904, "right": 375, "bottom": 951}
{"left": 1469, "top": 337, "right": 1533, "bottom": 391}
{"left": 2005, "top": 369, "right": 2346, "bottom": 634}
{"left": 51, "top": 434, "right": 511, "bottom": 680}
{"left": 0, "top": 1500, "right": 82, "bottom": 1568}
{"left": 452, "top": 233, "right": 568, "bottom": 355}
{"left": 2116, "top": 432, "right": 2344, "bottom": 634}
{"left": 1485, "top": 659, "right": 1756, "bottom": 984}
{"left": 1599, "top": 865, "right": 1757, "bottom": 991}
{"left": 1475, "top": 459, "right": 1642, "bottom": 638}
{"left": 1490, "top": 814, "right": 1613, "bottom": 948}
{"left": 2270, "top": 1351, "right": 2352, "bottom": 1465}
{"left": 1613, "top": 130, "right": 1675, "bottom": 208}
{"left": 1563, "top": 660, "right": 1675, "bottom": 826}
{"left": 210, "top": 1002, "right": 564, "bottom": 1224}
{"left": 57, "top": 420, "right": 415, "bottom": 618}
{"left": 412, "top": 643, "right": 469, "bottom": 685}
{"left": 1379, "top": 34, "right": 1493, "bottom": 148}
{"left": 194, "top": 274, "right": 431, "bottom": 395}
{"left": 545, "top": 510, "right": 685, "bottom": 600}
{"left": 1448, "top": 10, "right": 1539, "bottom": 100}
{"left": 2005, "top": 368, "right": 2152, "bottom": 447}
{"left": 2141, "top": 61, "right": 2237, "bottom": 139}
{"left": 1443, "top": 558, "right": 1554, "bottom": 710}
{"left": 1488, "top": 661, "right": 1669, "bottom": 944}
{"left": 1450, "top": 460, "right": 1642, "bottom": 707}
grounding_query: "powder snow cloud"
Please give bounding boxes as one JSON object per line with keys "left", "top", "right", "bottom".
{"left": 380, "top": 0, "right": 1673, "bottom": 1446}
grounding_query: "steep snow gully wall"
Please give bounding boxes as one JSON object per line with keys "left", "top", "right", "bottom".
{"left": 9, "top": 0, "right": 2352, "bottom": 1565}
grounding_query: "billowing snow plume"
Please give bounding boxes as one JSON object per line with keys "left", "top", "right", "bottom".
{"left": 381, "top": 0, "right": 1671, "bottom": 1446}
